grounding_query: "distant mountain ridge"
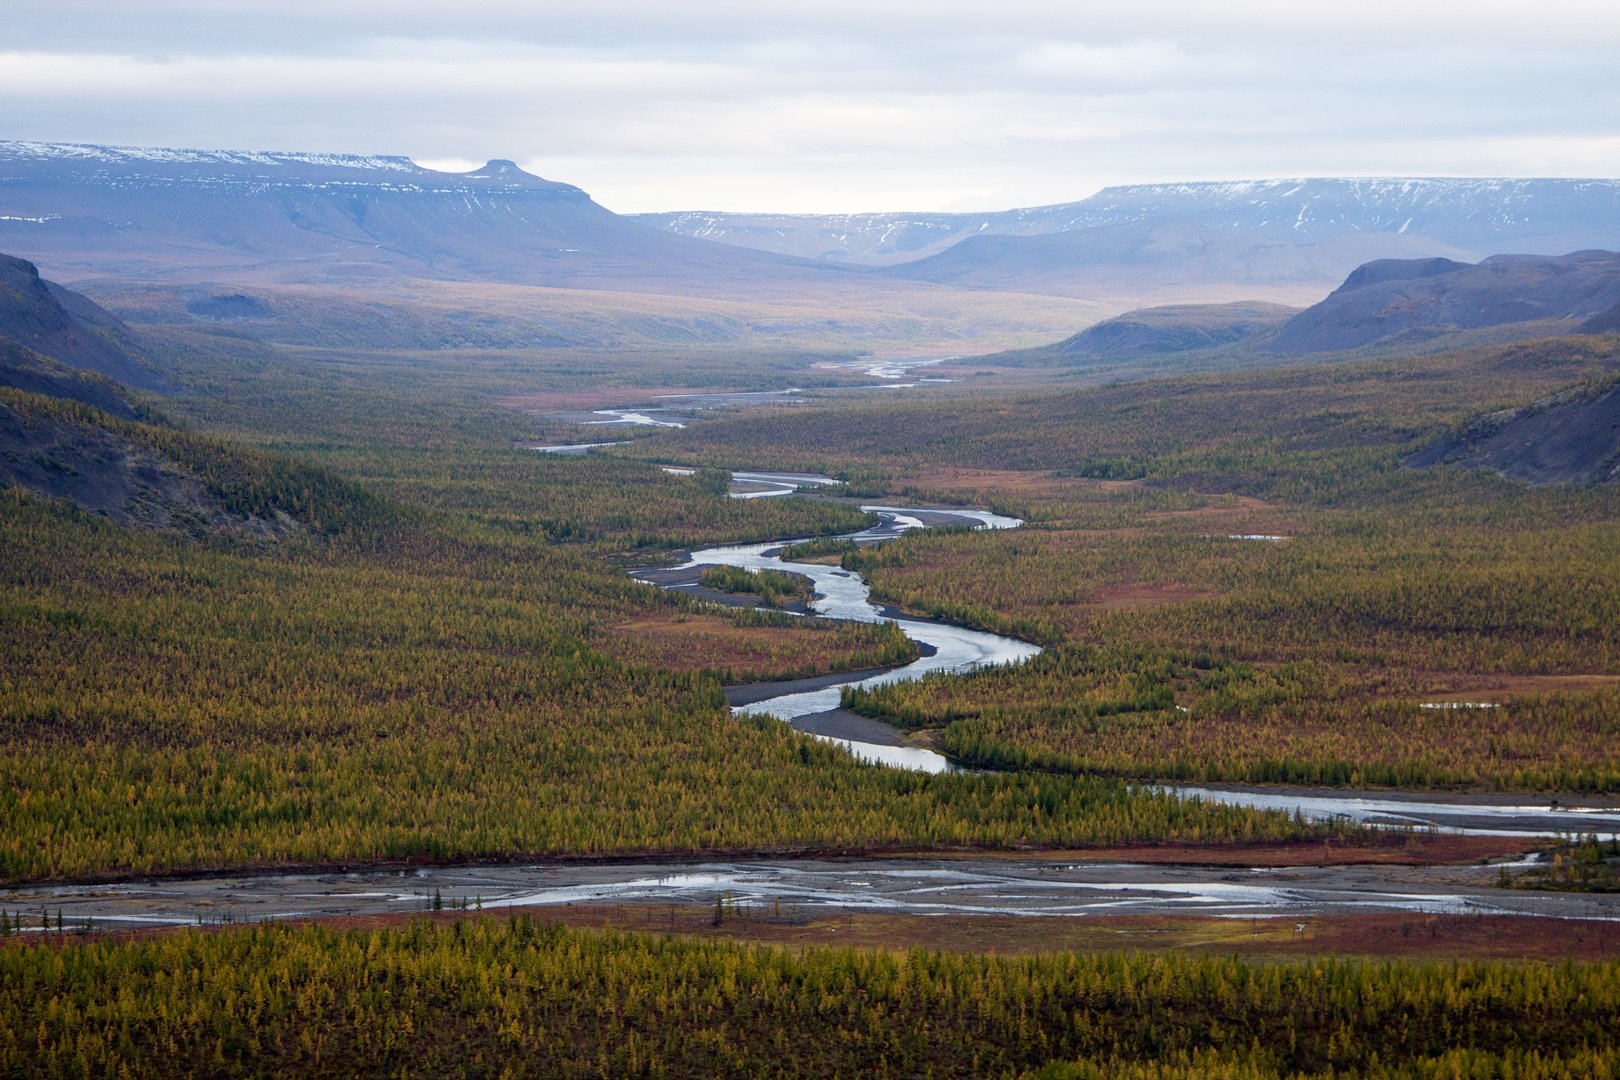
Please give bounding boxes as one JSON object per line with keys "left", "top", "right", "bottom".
{"left": 0, "top": 140, "right": 474, "bottom": 176}
{"left": 0, "top": 140, "right": 851, "bottom": 292}
{"left": 636, "top": 178, "right": 1620, "bottom": 266}
{"left": 872, "top": 217, "right": 1475, "bottom": 301}
{"left": 11, "top": 141, "right": 1619, "bottom": 321}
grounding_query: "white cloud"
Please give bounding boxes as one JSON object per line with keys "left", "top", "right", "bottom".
{"left": 2, "top": 2, "right": 1618, "bottom": 212}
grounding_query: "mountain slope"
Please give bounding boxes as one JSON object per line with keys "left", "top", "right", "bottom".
{"left": 1267, "top": 250, "right": 1620, "bottom": 355}
{"left": 0, "top": 141, "right": 859, "bottom": 294}
{"left": 0, "top": 387, "right": 392, "bottom": 539}
{"left": 636, "top": 178, "right": 1620, "bottom": 266}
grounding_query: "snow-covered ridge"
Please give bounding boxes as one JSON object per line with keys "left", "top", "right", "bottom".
{"left": 0, "top": 140, "right": 421, "bottom": 172}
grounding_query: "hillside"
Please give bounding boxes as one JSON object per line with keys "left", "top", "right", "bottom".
{"left": 0, "top": 387, "right": 394, "bottom": 539}
{"left": 1267, "top": 249, "right": 1620, "bottom": 355}
{"left": 0, "top": 252, "right": 165, "bottom": 394}
{"left": 1050, "top": 301, "right": 1299, "bottom": 357}
{"left": 1406, "top": 380, "right": 1620, "bottom": 485}
{"left": 636, "top": 177, "right": 1620, "bottom": 265}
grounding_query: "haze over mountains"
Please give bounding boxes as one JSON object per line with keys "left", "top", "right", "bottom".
{"left": 640, "top": 178, "right": 1620, "bottom": 304}
{"left": 4, "top": 142, "right": 1618, "bottom": 309}
{"left": 0, "top": 141, "right": 1122, "bottom": 352}
{"left": 873, "top": 218, "right": 1475, "bottom": 303}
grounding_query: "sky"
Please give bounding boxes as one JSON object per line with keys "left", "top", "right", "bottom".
{"left": 3, "top": 1, "right": 1618, "bottom": 215}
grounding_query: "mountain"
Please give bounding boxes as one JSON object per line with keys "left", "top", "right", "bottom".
{"left": 0, "top": 141, "right": 858, "bottom": 294}
{"left": 0, "top": 241, "right": 393, "bottom": 540}
{"left": 1051, "top": 301, "right": 1299, "bottom": 357}
{"left": 1267, "top": 250, "right": 1620, "bottom": 356}
{"left": 636, "top": 178, "right": 1620, "bottom": 266}
{"left": 873, "top": 218, "right": 1474, "bottom": 303}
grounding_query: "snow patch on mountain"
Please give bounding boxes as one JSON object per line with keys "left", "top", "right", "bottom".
{"left": 0, "top": 140, "right": 420, "bottom": 172}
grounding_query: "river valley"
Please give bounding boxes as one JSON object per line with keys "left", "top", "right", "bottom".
{"left": 6, "top": 481, "right": 1616, "bottom": 932}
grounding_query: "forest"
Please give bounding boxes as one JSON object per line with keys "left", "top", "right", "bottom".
{"left": 7, "top": 324, "right": 1620, "bottom": 881}
{"left": 3, "top": 915, "right": 1620, "bottom": 1077}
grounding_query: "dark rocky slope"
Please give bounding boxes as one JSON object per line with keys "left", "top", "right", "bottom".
{"left": 1407, "top": 378, "right": 1620, "bottom": 485}
{"left": 0, "top": 252, "right": 165, "bottom": 393}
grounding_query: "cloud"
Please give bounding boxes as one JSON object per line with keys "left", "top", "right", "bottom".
{"left": 2, "top": 2, "right": 1617, "bottom": 212}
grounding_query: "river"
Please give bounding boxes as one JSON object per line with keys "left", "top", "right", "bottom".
{"left": 6, "top": 855, "right": 1615, "bottom": 931}
{"left": 656, "top": 500, "right": 1038, "bottom": 770}
{"left": 4, "top": 479, "right": 1615, "bottom": 931}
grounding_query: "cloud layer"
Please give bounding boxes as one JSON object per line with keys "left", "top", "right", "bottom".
{"left": 3, "top": 1, "right": 1617, "bottom": 213}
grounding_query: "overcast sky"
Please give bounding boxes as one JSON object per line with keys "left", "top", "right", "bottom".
{"left": 4, "top": 1, "right": 1618, "bottom": 214}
